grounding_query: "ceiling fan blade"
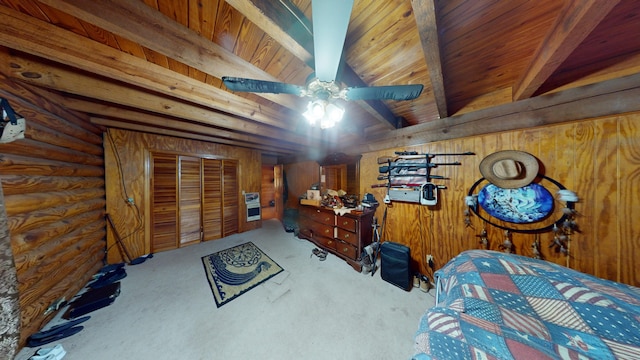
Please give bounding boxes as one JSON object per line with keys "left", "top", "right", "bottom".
{"left": 345, "top": 84, "right": 424, "bottom": 101}
{"left": 312, "top": 0, "right": 354, "bottom": 82}
{"left": 222, "top": 77, "right": 305, "bottom": 96}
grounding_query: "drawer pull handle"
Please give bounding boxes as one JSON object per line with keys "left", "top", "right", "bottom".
{"left": 342, "top": 221, "right": 348, "bottom": 225}
{"left": 342, "top": 247, "right": 348, "bottom": 252}
{"left": 344, "top": 234, "right": 350, "bottom": 238}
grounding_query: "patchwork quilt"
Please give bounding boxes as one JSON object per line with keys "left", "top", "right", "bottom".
{"left": 413, "top": 250, "right": 640, "bottom": 360}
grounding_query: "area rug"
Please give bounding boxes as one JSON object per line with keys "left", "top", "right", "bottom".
{"left": 202, "top": 242, "right": 283, "bottom": 308}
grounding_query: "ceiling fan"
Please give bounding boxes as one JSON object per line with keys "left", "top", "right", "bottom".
{"left": 222, "top": 0, "right": 423, "bottom": 128}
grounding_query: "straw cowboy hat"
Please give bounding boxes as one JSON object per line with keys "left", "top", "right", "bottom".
{"left": 479, "top": 150, "right": 539, "bottom": 189}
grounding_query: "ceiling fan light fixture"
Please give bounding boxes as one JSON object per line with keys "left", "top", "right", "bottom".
{"left": 303, "top": 99, "right": 325, "bottom": 125}
{"left": 326, "top": 102, "right": 344, "bottom": 122}
{"left": 303, "top": 99, "right": 344, "bottom": 129}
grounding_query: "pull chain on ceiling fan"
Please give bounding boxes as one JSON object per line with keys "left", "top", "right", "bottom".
{"left": 222, "top": 0, "right": 424, "bottom": 128}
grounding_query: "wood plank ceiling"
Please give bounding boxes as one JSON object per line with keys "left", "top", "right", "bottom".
{"left": 0, "top": 0, "right": 639, "bottom": 159}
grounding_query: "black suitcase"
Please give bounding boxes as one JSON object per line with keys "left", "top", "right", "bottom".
{"left": 380, "top": 241, "right": 411, "bottom": 291}
{"left": 63, "top": 282, "right": 121, "bottom": 319}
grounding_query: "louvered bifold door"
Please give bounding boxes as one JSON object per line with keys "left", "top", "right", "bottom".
{"left": 178, "top": 155, "right": 202, "bottom": 246}
{"left": 151, "top": 153, "right": 178, "bottom": 252}
{"left": 202, "top": 158, "right": 222, "bottom": 241}
{"left": 222, "top": 160, "right": 239, "bottom": 237}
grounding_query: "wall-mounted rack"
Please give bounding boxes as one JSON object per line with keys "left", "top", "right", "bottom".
{"left": 376, "top": 151, "right": 475, "bottom": 205}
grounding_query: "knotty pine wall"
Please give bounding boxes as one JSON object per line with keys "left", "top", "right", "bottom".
{"left": 359, "top": 113, "right": 639, "bottom": 287}
{"left": 0, "top": 76, "right": 106, "bottom": 346}
{"left": 104, "top": 128, "right": 262, "bottom": 264}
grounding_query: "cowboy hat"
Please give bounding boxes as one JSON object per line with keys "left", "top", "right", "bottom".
{"left": 479, "top": 150, "right": 539, "bottom": 189}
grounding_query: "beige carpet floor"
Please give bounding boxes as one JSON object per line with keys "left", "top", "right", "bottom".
{"left": 15, "top": 219, "right": 435, "bottom": 360}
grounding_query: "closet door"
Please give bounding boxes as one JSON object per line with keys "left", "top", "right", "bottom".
{"left": 178, "top": 156, "right": 202, "bottom": 246}
{"left": 202, "top": 158, "right": 222, "bottom": 241}
{"left": 151, "top": 153, "right": 178, "bottom": 252}
{"left": 222, "top": 160, "right": 239, "bottom": 236}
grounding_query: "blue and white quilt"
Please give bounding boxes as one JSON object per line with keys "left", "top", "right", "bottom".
{"left": 413, "top": 250, "right": 640, "bottom": 359}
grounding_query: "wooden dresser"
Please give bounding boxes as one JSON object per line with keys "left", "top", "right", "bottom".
{"left": 298, "top": 205, "right": 375, "bottom": 271}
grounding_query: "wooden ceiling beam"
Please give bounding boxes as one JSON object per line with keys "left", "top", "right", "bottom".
{"left": 225, "top": 0, "right": 314, "bottom": 64}
{"left": 0, "top": 51, "right": 322, "bottom": 149}
{"left": 90, "top": 117, "right": 294, "bottom": 156}
{"left": 0, "top": 5, "right": 298, "bottom": 131}
{"left": 513, "top": 0, "right": 620, "bottom": 101}
{"left": 225, "top": 0, "right": 400, "bottom": 129}
{"left": 0, "top": 72, "right": 102, "bottom": 137}
{"left": 64, "top": 99, "right": 306, "bottom": 152}
{"left": 411, "top": 0, "right": 448, "bottom": 119}
{"left": 36, "top": 0, "right": 301, "bottom": 110}
{"left": 342, "top": 71, "right": 640, "bottom": 154}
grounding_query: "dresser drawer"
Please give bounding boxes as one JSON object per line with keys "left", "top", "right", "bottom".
{"left": 299, "top": 205, "right": 318, "bottom": 217}
{"left": 309, "top": 221, "right": 335, "bottom": 239}
{"left": 336, "top": 216, "right": 357, "bottom": 232}
{"left": 336, "top": 227, "right": 358, "bottom": 246}
{"left": 335, "top": 241, "right": 357, "bottom": 259}
{"left": 301, "top": 206, "right": 335, "bottom": 226}
{"left": 315, "top": 235, "right": 336, "bottom": 251}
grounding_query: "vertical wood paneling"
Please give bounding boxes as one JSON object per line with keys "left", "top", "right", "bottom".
{"left": 533, "top": 124, "right": 560, "bottom": 261}
{"left": 571, "top": 121, "right": 596, "bottom": 276}
{"left": 618, "top": 116, "right": 640, "bottom": 285}
{"left": 0, "top": 78, "right": 105, "bottom": 346}
{"left": 592, "top": 119, "right": 619, "bottom": 281}
{"left": 104, "top": 129, "right": 262, "bottom": 263}
{"left": 261, "top": 165, "right": 276, "bottom": 220}
{"left": 283, "top": 161, "right": 318, "bottom": 209}
{"left": 354, "top": 113, "right": 640, "bottom": 286}
{"left": 273, "top": 164, "right": 284, "bottom": 221}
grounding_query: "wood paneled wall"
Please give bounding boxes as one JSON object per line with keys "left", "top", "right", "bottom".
{"left": 0, "top": 76, "right": 106, "bottom": 346}
{"left": 358, "top": 113, "right": 640, "bottom": 287}
{"left": 261, "top": 165, "right": 276, "bottom": 219}
{"left": 104, "top": 129, "right": 262, "bottom": 263}
{"left": 283, "top": 160, "right": 319, "bottom": 209}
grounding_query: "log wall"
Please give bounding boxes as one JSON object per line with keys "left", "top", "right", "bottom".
{"left": 104, "top": 128, "right": 262, "bottom": 263}
{"left": 358, "top": 113, "right": 640, "bottom": 287}
{"left": 0, "top": 75, "right": 106, "bottom": 346}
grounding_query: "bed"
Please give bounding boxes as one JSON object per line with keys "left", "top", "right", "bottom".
{"left": 413, "top": 250, "right": 640, "bottom": 360}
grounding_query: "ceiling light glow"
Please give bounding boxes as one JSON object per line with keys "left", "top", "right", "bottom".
{"left": 303, "top": 99, "right": 344, "bottom": 129}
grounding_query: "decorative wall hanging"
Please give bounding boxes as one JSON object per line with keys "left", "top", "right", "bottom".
{"left": 477, "top": 183, "right": 554, "bottom": 223}
{"left": 531, "top": 234, "right": 542, "bottom": 259}
{"left": 466, "top": 150, "right": 579, "bottom": 257}
{"left": 467, "top": 175, "right": 577, "bottom": 234}
{"left": 499, "top": 230, "right": 513, "bottom": 253}
{"left": 476, "top": 227, "right": 488, "bottom": 249}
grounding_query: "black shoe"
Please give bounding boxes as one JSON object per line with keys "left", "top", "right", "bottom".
{"left": 27, "top": 325, "right": 84, "bottom": 347}
{"left": 88, "top": 268, "right": 126, "bottom": 289}
{"left": 28, "top": 316, "right": 90, "bottom": 341}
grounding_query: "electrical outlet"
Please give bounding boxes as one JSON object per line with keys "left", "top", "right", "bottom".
{"left": 426, "top": 254, "right": 434, "bottom": 269}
